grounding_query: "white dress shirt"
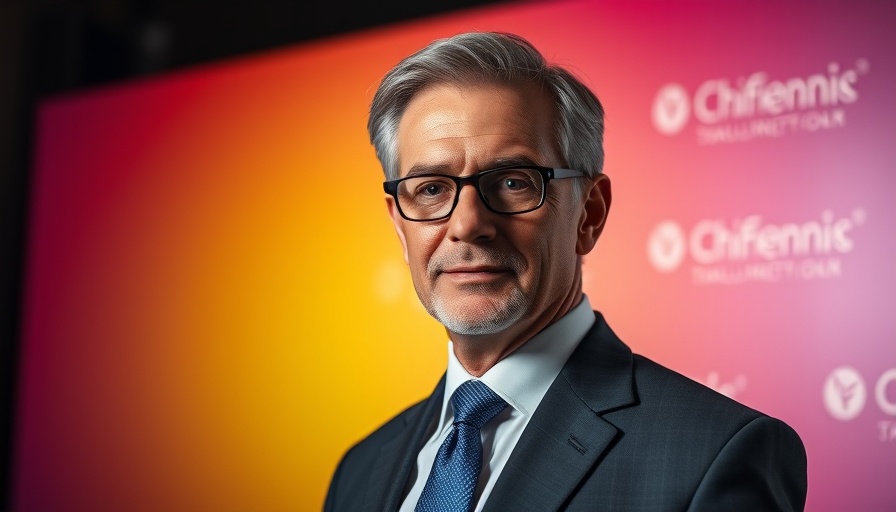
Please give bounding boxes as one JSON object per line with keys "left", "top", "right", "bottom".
{"left": 399, "top": 295, "right": 596, "bottom": 512}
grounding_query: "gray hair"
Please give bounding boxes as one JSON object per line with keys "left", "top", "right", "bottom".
{"left": 368, "top": 31, "right": 605, "bottom": 186}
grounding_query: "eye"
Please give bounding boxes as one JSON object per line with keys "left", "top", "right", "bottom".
{"left": 405, "top": 177, "right": 454, "bottom": 201}
{"left": 421, "top": 183, "right": 446, "bottom": 196}
{"left": 491, "top": 170, "right": 536, "bottom": 192}
{"left": 415, "top": 181, "right": 449, "bottom": 197}
{"left": 501, "top": 177, "right": 529, "bottom": 190}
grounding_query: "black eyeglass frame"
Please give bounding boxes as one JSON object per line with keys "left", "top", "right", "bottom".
{"left": 383, "top": 165, "right": 584, "bottom": 222}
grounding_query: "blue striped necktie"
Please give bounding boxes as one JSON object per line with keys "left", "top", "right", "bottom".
{"left": 416, "top": 379, "right": 508, "bottom": 512}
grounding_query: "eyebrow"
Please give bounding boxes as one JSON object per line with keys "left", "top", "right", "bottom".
{"left": 403, "top": 156, "right": 542, "bottom": 178}
{"left": 404, "top": 163, "right": 453, "bottom": 178}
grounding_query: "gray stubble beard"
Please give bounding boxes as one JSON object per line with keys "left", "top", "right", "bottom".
{"left": 425, "top": 284, "right": 529, "bottom": 336}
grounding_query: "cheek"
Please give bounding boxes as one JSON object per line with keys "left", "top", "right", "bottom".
{"left": 404, "top": 226, "right": 444, "bottom": 271}
{"left": 526, "top": 216, "right": 579, "bottom": 273}
{"left": 509, "top": 224, "right": 550, "bottom": 272}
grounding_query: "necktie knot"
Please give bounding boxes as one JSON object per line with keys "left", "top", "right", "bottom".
{"left": 451, "top": 380, "right": 508, "bottom": 429}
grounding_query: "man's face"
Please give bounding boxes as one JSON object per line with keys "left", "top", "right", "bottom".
{"left": 387, "top": 82, "right": 595, "bottom": 340}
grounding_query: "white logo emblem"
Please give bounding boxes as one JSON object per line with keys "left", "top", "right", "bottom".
{"left": 647, "top": 221, "right": 687, "bottom": 272}
{"left": 652, "top": 83, "right": 690, "bottom": 135}
{"left": 824, "top": 366, "right": 867, "bottom": 420}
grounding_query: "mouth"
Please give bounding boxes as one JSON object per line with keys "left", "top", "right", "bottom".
{"left": 440, "top": 265, "right": 510, "bottom": 283}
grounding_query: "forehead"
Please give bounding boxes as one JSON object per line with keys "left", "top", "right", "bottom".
{"left": 396, "top": 81, "right": 559, "bottom": 176}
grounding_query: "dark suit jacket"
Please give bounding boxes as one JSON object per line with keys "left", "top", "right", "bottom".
{"left": 325, "top": 312, "right": 807, "bottom": 511}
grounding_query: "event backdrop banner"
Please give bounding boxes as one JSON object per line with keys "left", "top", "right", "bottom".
{"left": 12, "top": 0, "right": 896, "bottom": 510}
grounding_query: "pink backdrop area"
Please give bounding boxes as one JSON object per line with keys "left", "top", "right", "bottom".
{"left": 12, "top": 0, "right": 896, "bottom": 510}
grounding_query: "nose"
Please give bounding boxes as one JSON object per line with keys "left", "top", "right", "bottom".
{"left": 446, "top": 183, "right": 497, "bottom": 243}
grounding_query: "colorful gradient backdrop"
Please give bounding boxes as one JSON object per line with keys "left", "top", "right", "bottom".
{"left": 12, "top": 0, "right": 896, "bottom": 510}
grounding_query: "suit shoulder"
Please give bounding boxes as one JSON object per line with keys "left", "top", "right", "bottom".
{"left": 607, "top": 353, "right": 804, "bottom": 478}
{"left": 343, "top": 396, "right": 430, "bottom": 458}
{"left": 629, "top": 353, "right": 766, "bottom": 424}
{"left": 325, "top": 396, "right": 433, "bottom": 511}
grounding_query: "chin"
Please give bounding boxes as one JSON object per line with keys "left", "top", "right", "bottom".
{"left": 426, "top": 289, "right": 529, "bottom": 336}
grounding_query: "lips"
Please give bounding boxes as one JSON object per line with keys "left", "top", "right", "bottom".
{"left": 439, "top": 265, "right": 511, "bottom": 284}
{"left": 441, "top": 265, "right": 506, "bottom": 274}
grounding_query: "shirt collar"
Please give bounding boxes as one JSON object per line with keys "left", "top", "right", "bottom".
{"left": 437, "top": 294, "right": 595, "bottom": 432}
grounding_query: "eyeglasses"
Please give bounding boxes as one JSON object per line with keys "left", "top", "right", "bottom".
{"left": 383, "top": 165, "right": 584, "bottom": 222}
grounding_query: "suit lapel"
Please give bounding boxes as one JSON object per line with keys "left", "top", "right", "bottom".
{"left": 483, "top": 313, "right": 637, "bottom": 511}
{"left": 362, "top": 376, "right": 445, "bottom": 511}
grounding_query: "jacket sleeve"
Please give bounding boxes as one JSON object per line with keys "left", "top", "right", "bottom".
{"left": 687, "top": 415, "right": 808, "bottom": 511}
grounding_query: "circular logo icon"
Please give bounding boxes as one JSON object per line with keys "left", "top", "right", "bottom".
{"left": 823, "top": 366, "right": 866, "bottom": 421}
{"left": 652, "top": 84, "right": 690, "bottom": 135}
{"left": 647, "top": 221, "right": 687, "bottom": 272}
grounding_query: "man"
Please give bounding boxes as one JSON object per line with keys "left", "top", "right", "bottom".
{"left": 325, "top": 31, "right": 807, "bottom": 511}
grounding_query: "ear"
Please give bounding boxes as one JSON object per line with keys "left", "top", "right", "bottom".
{"left": 386, "top": 195, "right": 410, "bottom": 264}
{"left": 576, "top": 173, "right": 612, "bottom": 256}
